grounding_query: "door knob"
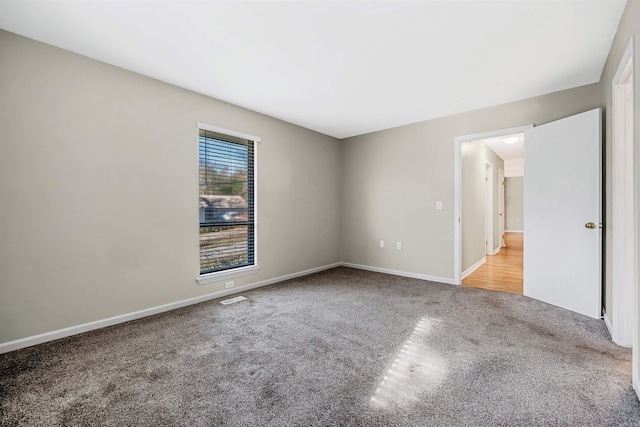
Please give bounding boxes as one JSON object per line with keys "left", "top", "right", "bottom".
{"left": 585, "top": 222, "right": 596, "bottom": 229}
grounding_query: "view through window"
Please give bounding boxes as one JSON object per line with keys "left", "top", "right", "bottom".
{"left": 199, "top": 129, "right": 255, "bottom": 274}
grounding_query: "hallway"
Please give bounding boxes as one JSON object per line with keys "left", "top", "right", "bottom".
{"left": 462, "top": 232, "right": 523, "bottom": 294}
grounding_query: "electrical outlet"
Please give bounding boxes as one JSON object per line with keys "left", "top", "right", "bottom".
{"left": 380, "top": 240, "right": 385, "bottom": 248}
{"left": 225, "top": 281, "right": 234, "bottom": 289}
{"left": 396, "top": 242, "right": 402, "bottom": 250}
{"left": 436, "top": 201, "right": 443, "bottom": 210}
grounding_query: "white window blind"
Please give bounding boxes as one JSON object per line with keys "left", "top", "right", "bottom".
{"left": 199, "top": 129, "right": 255, "bottom": 274}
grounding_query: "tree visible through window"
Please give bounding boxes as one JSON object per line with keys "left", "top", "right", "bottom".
{"left": 199, "top": 129, "right": 255, "bottom": 274}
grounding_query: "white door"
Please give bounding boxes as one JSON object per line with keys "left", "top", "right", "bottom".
{"left": 524, "top": 108, "right": 601, "bottom": 319}
{"left": 485, "top": 162, "right": 493, "bottom": 254}
{"left": 499, "top": 169, "right": 505, "bottom": 248}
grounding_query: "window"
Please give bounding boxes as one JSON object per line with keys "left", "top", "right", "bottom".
{"left": 198, "top": 126, "right": 257, "bottom": 279}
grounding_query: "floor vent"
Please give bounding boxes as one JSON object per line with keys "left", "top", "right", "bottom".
{"left": 220, "top": 296, "right": 247, "bottom": 305}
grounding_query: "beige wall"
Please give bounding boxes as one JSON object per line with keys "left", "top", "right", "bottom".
{"left": 485, "top": 144, "right": 505, "bottom": 253}
{"left": 461, "top": 142, "right": 485, "bottom": 271}
{"left": 0, "top": 30, "right": 341, "bottom": 343}
{"left": 599, "top": 0, "right": 639, "bottom": 326}
{"left": 341, "top": 84, "right": 600, "bottom": 281}
{"left": 506, "top": 177, "right": 524, "bottom": 232}
{"left": 461, "top": 142, "right": 504, "bottom": 272}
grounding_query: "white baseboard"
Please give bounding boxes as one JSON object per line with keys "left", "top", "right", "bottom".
{"left": 634, "top": 378, "right": 640, "bottom": 402}
{"left": 491, "top": 247, "right": 501, "bottom": 256}
{"left": 340, "top": 262, "right": 455, "bottom": 285}
{"left": 603, "top": 309, "right": 613, "bottom": 339}
{"left": 505, "top": 230, "right": 524, "bottom": 233}
{"left": 0, "top": 262, "right": 341, "bottom": 354}
{"left": 462, "top": 257, "right": 486, "bottom": 280}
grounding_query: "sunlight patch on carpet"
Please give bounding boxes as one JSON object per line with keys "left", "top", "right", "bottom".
{"left": 370, "top": 317, "right": 448, "bottom": 408}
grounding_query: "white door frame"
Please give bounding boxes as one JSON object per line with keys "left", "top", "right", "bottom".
{"left": 485, "top": 161, "right": 494, "bottom": 255}
{"left": 453, "top": 125, "right": 533, "bottom": 285}
{"left": 611, "top": 38, "right": 637, "bottom": 397}
{"left": 499, "top": 169, "right": 506, "bottom": 248}
{"left": 612, "top": 37, "right": 636, "bottom": 348}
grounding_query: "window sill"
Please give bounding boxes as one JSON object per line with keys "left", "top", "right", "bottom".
{"left": 196, "top": 265, "right": 261, "bottom": 286}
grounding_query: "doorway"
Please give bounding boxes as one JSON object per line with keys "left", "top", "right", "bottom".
{"left": 455, "top": 126, "right": 531, "bottom": 292}
{"left": 485, "top": 161, "right": 494, "bottom": 255}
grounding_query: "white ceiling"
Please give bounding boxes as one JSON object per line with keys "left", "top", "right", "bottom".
{"left": 481, "top": 134, "right": 524, "bottom": 161}
{"left": 0, "top": 1, "right": 627, "bottom": 139}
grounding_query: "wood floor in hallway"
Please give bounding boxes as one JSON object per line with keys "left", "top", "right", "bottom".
{"left": 462, "top": 232, "right": 523, "bottom": 294}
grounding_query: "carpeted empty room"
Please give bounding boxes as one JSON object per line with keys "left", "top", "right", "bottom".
{"left": 1, "top": 267, "right": 638, "bottom": 426}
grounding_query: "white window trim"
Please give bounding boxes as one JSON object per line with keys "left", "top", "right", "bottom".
{"left": 198, "top": 122, "right": 261, "bottom": 143}
{"left": 197, "top": 265, "right": 261, "bottom": 286}
{"left": 196, "top": 122, "right": 260, "bottom": 285}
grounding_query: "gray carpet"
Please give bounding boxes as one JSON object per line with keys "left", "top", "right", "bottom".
{"left": 1, "top": 267, "right": 639, "bottom": 426}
